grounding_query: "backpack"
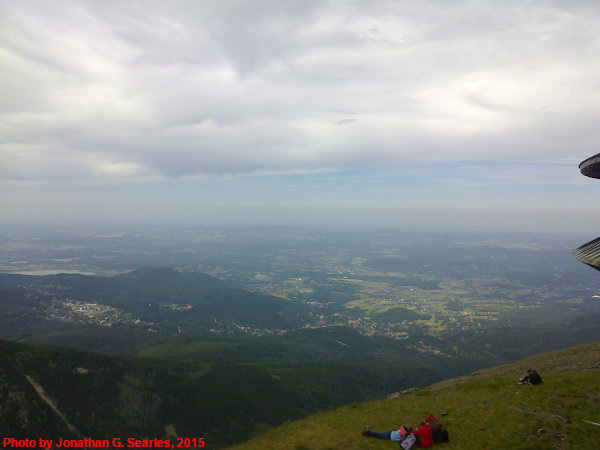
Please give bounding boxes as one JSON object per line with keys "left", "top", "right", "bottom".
{"left": 400, "top": 433, "right": 417, "bottom": 450}
{"left": 414, "top": 423, "right": 434, "bottom": 448}
{"left": 426, "top": 414, "right": 449, "bottom": 443}
{"left": 426, "top": 414, "right": 441, "bottom": 431}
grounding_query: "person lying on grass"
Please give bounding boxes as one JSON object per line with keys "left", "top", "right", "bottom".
{"left": 362, "top": 424, "right": 412, "bottom": 441}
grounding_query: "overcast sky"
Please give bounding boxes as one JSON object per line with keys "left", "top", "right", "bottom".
{"left": 1, "top": 0, "right": 599, "bottom": 233}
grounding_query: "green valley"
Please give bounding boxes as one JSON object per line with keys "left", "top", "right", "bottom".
{"left": 1, "top": 227, "right": 600, "bottom": 447}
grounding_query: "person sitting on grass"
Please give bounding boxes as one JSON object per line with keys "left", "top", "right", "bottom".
{"left": 518, "top": 368, "right": 543, "bottom": 385}
{"left": 362, "top": 424, "right": 412, "bottom": 442}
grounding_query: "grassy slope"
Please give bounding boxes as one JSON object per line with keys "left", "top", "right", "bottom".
{"left": 229, "top": 342, "right": 600, "bottom": 449}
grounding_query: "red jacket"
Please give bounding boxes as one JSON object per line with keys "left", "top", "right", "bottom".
{"left": 413, "top": 423, "right": 434, "bottom": 448}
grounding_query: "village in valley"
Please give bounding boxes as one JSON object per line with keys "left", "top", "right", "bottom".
{"left": 15, "top": 267, "right": 534, "bottom": 353}
{"left": 2, "top": 227, "right": 599, "bottom": 360}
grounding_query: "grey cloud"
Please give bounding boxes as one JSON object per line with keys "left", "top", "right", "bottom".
{"left": 1, "top": 0, "right": 600, "bottom": 183}
{"left": 335, "top": 119, "right": 357, "bottom": 126}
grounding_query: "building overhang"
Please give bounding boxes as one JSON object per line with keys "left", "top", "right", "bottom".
{"left": 579, "top": 153, "right": 600, "bottom": 179}
{"left": 573, "top": 236, "right": 600, "bottom": 272}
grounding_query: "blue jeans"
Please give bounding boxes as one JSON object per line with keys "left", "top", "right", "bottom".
{"left": 365, "top": 430, "right": 392, "bottom": 439}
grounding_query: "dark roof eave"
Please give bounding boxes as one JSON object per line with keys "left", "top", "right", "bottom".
{"left": 579, "top": 153, "right": 600, "bottom": 179}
